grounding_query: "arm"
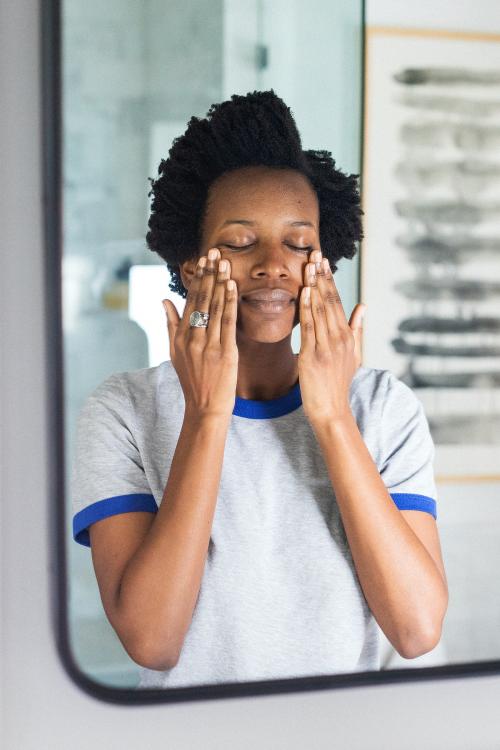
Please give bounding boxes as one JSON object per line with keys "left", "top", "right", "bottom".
{"left": 297, "top": 250, "right": 448, "bottom": 659}
{"left": 92, "top": 412, "right": 231, "bottom": 671}
{"left": 310, "top": 412, "right": 448, "bottom": 659}
{"left": 90, "top": 250, "right": 238, "bottom": 671}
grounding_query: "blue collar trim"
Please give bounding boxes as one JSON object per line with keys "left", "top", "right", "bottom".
{"left": 232, "top": 379, "right": 302, "bottom": 419}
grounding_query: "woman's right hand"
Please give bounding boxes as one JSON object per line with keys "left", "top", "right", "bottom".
{"left": 162, "top": 248, "right": 239, "bottom": 420}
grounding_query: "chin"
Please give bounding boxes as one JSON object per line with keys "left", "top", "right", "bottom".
{"left": 236, "top": 320, "right": 296, "bottom": 345}
{"left": 235, "top": 302, "right": 300, "bottom": 342}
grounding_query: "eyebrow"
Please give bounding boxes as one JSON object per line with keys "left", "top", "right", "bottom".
{"left": 221, "top": 219, "right": 315, "bottom": 228}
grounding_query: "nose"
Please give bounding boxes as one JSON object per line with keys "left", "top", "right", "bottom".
{"left": 252, "top": 242, "right": 303, "bottom": 278}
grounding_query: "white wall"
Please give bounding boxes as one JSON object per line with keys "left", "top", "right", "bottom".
{"left": 2, "top": 1, "right": 500, "bottom": 748}
{"left": 367, "top": 0, "right": 500, "bottom": 30}
{"left": 365, "top": 0, "right": 500, "bottom": 670}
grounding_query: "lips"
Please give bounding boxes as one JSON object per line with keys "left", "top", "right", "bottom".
{"left": 242, "top": 288, "right": 294, "bottom": 303}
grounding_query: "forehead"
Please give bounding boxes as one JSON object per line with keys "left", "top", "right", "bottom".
{"left": 204, "top": 166, "right": 319, "bottom": 228}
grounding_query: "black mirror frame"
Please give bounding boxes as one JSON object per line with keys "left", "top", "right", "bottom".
{"left": 42, "top": 0, "right": 500, "bottom": 705}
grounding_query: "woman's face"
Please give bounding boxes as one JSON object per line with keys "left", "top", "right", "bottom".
{"left": 181, "top": 165, "right": 321, "bottom": 344}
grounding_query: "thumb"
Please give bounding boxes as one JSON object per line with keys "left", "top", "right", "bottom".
{"left": 163, "top": 297, "right": 182, "bottom": 324}
{"left": 351, "top": 304, "right": 366, "bottom": 369}
{"left": 349, "top": 303, "right": 366, "bottom": 330}
{"left": 162, "top": 298, "right": 178, "bottom": 321}
{"left": 162, "top": 299, "right": 180, "bottom": 356}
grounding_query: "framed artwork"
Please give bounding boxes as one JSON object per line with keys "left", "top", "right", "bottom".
{"left": 361, "top": 26, "right": 500, "bottom": 481}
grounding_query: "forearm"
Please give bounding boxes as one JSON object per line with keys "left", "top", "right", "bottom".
{"left": 117, "top": 412, "right": 231, "bottom": 669}
{"left": 310, "top": 412, "right": 448, "bottom": 658}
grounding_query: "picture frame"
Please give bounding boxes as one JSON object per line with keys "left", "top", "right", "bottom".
{"left": 361, "top": 26, "right": 500, "bottom": 481}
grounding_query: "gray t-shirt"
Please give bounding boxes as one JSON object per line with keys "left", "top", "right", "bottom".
{"left": 71, "top": 361, "right": 438, "bottom": 688}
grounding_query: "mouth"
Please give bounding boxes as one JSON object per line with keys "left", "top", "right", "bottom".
{"left": 241, "top": 298, "right": 294, "bottom": 314}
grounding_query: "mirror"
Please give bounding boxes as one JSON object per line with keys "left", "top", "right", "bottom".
{"left": 58, "top": 0, "right": 496, "bottom": 698}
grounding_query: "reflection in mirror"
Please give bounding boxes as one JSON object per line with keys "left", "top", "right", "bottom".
{"left": 65, "top": 1, "right": 451, "bottom": 694}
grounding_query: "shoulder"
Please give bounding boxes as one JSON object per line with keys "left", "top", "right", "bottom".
{"left": 349, "top": 367, "right": 426, "bottom": 442}
{"left": 85, "top": 360, "right": 177, "bottom": 408}
{"left": 350, "top": 366, "right": 421, "bottom": 411}
{"left": 349, "top": 365, "right": 394, "bottom": 410}
{"left": 80, "top": 360, "right": 180, "bottom": 426}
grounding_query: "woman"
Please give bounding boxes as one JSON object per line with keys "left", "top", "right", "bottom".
{"left": 72, "top": 90, "right": 448, "bottom": 689}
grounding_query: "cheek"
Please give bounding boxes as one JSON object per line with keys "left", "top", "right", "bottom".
{"left": 299, "top": 257, "right": 310, "bottom": 275}
{"left": 219, "top": 252, "right": 237, "bottom": 275}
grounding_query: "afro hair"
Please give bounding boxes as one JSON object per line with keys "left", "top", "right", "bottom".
{"left": 146, "top": 89, "right": 364, "bottom": 298}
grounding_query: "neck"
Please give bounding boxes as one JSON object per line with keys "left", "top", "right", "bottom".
{"left": 235, "top": 334, "right": 298, "bottom": 400}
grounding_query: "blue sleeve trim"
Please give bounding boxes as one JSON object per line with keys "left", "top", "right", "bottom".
{"left": 390, "top": 493, "right": 437, "bottom": 520}
{"left": 73, "top": 493, "right": 158, "bottom": 548}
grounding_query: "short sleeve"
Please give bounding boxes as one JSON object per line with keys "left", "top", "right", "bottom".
{"left": 71, "top": 375, "right": 158, "bottom": 548}
{"left": 379, "top": 372, "right": 438, "bottom": 520}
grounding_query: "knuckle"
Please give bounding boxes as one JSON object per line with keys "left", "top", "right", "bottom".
{"left": 196, "top": 290, "right": 210, "bottom": 305}
{"left": 325, "top": 291, "right": 341, "bottom": 305}
{"left": 209, "top": 299, "right": 223, "bottom": 315}
{"left": 317, "top": 349, "right": 332, "bottom": 364}
{"left": 341, "top": 328, "right": 353, "bottom": 343}
{"left": 222, "top": 347, "right": 237, "bottom": 361}
{"left": 204, "top": 345, "right": 221, "bottom": 360}
{"left": 186, "top": 337, "right": 203, "bottom": 353}
{"left": 331, "top": 330, "right": 352, "bottom": 350}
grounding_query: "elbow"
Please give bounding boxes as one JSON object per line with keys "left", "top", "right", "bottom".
{"left": 138, "top": 655, "right": 179, "bottom": 672}
{"left": 129, "top": 640, "right": 179, "bottom": 672}
{"left": 110, "top": 595, "right": 182, "bottom": 671}
{"left": 397, "top": 605, "right": 448, "bottom": 660}
{"left": 397, "top": 628, "right": 441, "bottom": 660}
{"left": 125, "top": 632, "right": 181, "bottom": 672}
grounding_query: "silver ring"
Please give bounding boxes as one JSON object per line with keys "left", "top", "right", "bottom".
{"left": 189, "top": 310, "right": 210, "bottom": 328}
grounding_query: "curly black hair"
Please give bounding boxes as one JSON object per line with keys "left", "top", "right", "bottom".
{"left": 146, "top": 89, "right": 364, "bottom": 299}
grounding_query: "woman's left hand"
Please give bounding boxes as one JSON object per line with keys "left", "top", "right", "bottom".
{"left": 298, "top": 249, "right": 366, "bottom": 425}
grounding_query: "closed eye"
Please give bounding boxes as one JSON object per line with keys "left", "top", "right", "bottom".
{"left": 224, "top": 244, "right": 313, "bottom": 253}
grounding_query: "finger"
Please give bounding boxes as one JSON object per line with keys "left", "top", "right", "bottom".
{"left": 183, "top": 248, "right": 220, "bottom": 338}
{"left": 307, "top": 263, "right": 329, "bottom": 349}
{"left": 348, "top": 303, "right": 366, "bottom": 332}
{"left": 299, "top": 283, "right": 315, "bottom": 354}
{"left": 317, "top": 256, "right": 349, "bottom": 332}
{"left": 177, "top": 255, "right": 207, "bottom": 335}
{"left": 162, "top": 298, "right": 180, "bottom": 361}
{"left": 349, "top": 304, "right": 366, "bottom": 367}
{"left": 220, "top": 278, "right": 238, "bottom": 352}
{"left": 206, "top": 258, "right": 231, "bottom": 347}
